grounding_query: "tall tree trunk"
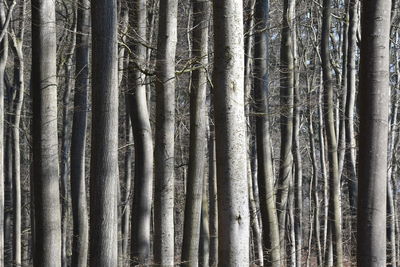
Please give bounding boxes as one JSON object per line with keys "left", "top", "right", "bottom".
{"left": 253, "top": 0, "right": 281, "bottom": 265}
{"left": 70, "top": 0, "right": 90, "bottom": 265}
{"left": 345, "top": 0, "right": 358, "bottom": 219}
{"left": 153, "top": 0, "right": 178, "bottom": 265}
{"left": 277, "top": 0, "right": 295, "bottom": 261}
{"left": 357, "top": 0, "right": 391, "bottom": 265}
{"left": 292, "top": 22, "right": 303, "bottom": 267}
{"left": 31, "top": 0, "right": 62, "bottom": 264}
{"left": 127, "top": 0, "right": 154, "bottom": 264}
{"left": 181, "top": 1, "right": 209, "bottom": 266}
{"left": 89, "top": 0, "right": 119, "bottom": 265}
{"left": 10, "top": 16, "right": 25, "bottom": 266}
{"left": 321, "top": 0, "right": 343, "bottom": 265}
{"left": 0, "top": 1, "right": 8, "bottom": 266}
{"left": 212, "top": 1, "right": 250, "bottom": 265}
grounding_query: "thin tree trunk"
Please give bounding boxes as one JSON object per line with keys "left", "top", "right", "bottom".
{"left": 321, "top": 0, "right": 343, "bottom": 265}
{"left": 127, "top": 0, "right": 154, "bottom": 264}
{"left": 253, "top": 0, "right": 281, "bottom": 266}
{"left": 70, "top": 0, "right": 90, "bottom": 265}
{"left": 357, "top": 0, "right": 391, "bottom": 265}
{"left": 181, "top": 1, "right": 209, "bottom": 266}
{"left": 208, "top": 121, "right": 218, "bottom": 267}
{"left": 153, "top": 0, "right": 178, "bottom": 265}
{"left": 212, "top": 0, "right": 250, "bottom": 265}
{"left": 10, "top": 16, "right": 25, "bottom": 266}
{"left": 89, "top": 0, "right": 119, "bottom": 264}
{"left": 199, "top": 175, "right": 210, "bottom": 267}
{"left": 277, "top": 0, "right": 295, "bottom": 261}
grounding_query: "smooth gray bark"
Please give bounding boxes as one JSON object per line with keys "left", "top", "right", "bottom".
{"left": 31, "top": 0, "right": 62, "bottom": 264}
{"left": 212, "top": 1, "right": 250, "bottom": 265}
{"left": 70, "top": 0, "right": 90, "bottom": 265}
{"left": 89, "top": 0, "right": 119, "bottom": 265}
{"left": 181, "top": 1, "right": 209, "bottom": 266}
{"left": 127, "top": 0, "right": 153, "bottom": 264}
{"left": 357, "top": 0, "right": 391, "bottom": 265}
{"left": 153, "top": 0, "right": 178, "bottom": 265}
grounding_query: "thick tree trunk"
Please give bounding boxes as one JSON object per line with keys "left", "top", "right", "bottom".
{"left": 89, "top": 0, "right": 119, "bottom": 265}
{"left": 70, "top": 0, "right": 90, "bottom": 265}
{"left": 181, "top": 1, "right": 209, "bottom": 266}
{"left": 321, "top": 0, "right": 343, "bottom": 265}
{"left": 127, "top": 0, "right": 154, "bottom": 264}
{"left": 253, "top": 0, "right": 281, "bottom": 265}
{"left": 357, "top": 0, "right": 391, "bottom": 265}
{"left": 212, "top": 1, "right": 250, "bottom": 265}
{"left": 31, "top": 0, "right": 62, "bottom": 264}
{"left": 153, "top": 0, "right": 178, "bottom": 265}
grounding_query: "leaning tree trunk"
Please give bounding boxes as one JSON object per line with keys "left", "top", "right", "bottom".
{"left": 70, "top": 0, "right": 90, "bottom": 265}
{"left": 89, "top": 0, "right": 119, "bottom": 265}
{"left": 181, "top": 1, "right": 209, "bottom": 266}
{"left": 127, "top": 0, "right": 153, "bottom": 264}
{"left": 212, "top": 0, "right": 250, "bottom": 266}
{"left": 321, "top": 0, "right": 343, "bottom": 265}
{"left": 253, "top": 0, "right": 281, "bottom": 265}
{"left": 153, "top": 0, "right": 178, "bottom": 265}
{"left": 31, "top": 0, "right": 62, "bottom": 264}
{"left": 357, "top": 0, "right": 391, "bottom": 266}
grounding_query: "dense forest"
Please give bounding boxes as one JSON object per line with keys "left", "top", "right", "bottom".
{"left": 0, "top": 0, "right": 395, "bottom": 266}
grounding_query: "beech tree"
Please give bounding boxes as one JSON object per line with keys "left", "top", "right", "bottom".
{"left": 212, "top": 0, "right": 250, "bottom": 266}
{"left": 89, "top": 0, "right": 119, "bottom": 265}
{"left": 357, "top": 0, "right": 391, "bottom": 266}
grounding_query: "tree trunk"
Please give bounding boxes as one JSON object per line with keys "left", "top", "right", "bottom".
{"left": 70, "top": 0, "right": 90, "bottom": 265}
{"left": 357, "top": 0, "right": 391, "bottom": 265}
{"left": 253, "top": 0, "right": 281, "bottom": 265}
{"left": 153, "top": 0, "right": 178, "bottom": 265}
{"left": 31, "top": 0, "right": 62, "bottom": 264}
{"left": 212, "top": 1, "right": 250, "bottom": 265}
{"left": 181, "top": 1, "right": 209, "bottom": 266}
{"left": 89, "top": 0, "right": 119, "bottom": 265}
{"left": 208, "top": 121, "right": 218, "bottom": 267}
{"left": 277, "top": 0, "right": 295, "bottom": 261}
{"left": 127, "top": 0, "right": 154, "bottom": 264}
{"left": 10, "top": 20, "right": 25, "bottom": 267}
{"left": 0, "top": 1, "right": 8, "bottom": 266}
{"left": 321, "top": 0, "right": 343, "bottom": 265}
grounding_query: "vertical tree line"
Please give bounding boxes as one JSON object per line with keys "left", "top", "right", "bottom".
{"left": 0, "top": 0, "right": 395, "bottom": 266}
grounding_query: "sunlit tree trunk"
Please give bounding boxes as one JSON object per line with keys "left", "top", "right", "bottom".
{"left": 212, "top": 0, "right": 250, "bottom": 265}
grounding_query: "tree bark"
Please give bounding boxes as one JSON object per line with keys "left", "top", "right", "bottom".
{"left": 253, "top": 0, "right": 281, "bottom": 265}
{"left": 127, "top": 0, "right": 154, "bottom": 264}
{"left": 70, "top": 0, "right": 90, "bottom": 265}
{"left": 89, "top": 0, "right": 119, "bottom": 265}
{"left": 321, "top": 0, "right": 343, "bottom": 265}
{"left": 357, "top": 0, "right": 391, "bottom": 265}
{"left": 212, "top": 1, "right": 250, "bottom": 265}
{"left": 181, "top": 1, "right": 209, "bottom": 266}
{"left": 31, "top": 0, "right": 62, "bottom": 264}
{"left": 153, "top": 0, "right": 178, "bottom": 265}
